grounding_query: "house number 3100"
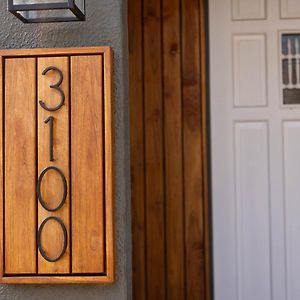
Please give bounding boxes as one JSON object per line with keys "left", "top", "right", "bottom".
{"left": 37, "top": 66, "right": 68, "bottom": 263}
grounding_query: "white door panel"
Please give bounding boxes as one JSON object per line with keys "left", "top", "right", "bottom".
{"left": 233, "top": 34, "right": 267, "bottom": 107}
{"left": 209, "top": 0, "right": 300, "bottom": 299}
{"left": 232, "top": 0, "right": 266, "bottom": 20}
{"left": 234, "top": 121, "right": 271, "bottom": 300}
{"left": 281, "top": 0, "right": 300, "bottom": 19}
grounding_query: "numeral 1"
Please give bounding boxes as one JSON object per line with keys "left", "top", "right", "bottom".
{"left": 44, "top": 116, "right": 54, "bottom": 162}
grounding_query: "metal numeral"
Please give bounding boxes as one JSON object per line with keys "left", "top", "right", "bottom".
{"left": 38, "top": 66, "right": 67, "bottom": 263}
{"left": 39, "top": 66, "right": 65, "bottom": 112}
{"left": 38, "top": 216, "right": 68, "bottom": 263}
{"left": 44, "top": 116, "right": 54, "bottom": 162}
{"left": 37, "top": 166, "right": 67, "bottom": 212}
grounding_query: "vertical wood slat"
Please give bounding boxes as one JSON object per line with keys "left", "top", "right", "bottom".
{"left": 4, "top": 58, "right": 36, "bottom": 274}
{"left": 71, "top": 55, "right": 105, "bottom": 274}
{"left": 128, "top": 0, "right": 146, "bottom": 298}
{"left": 103, "top": 48, "right": 115, "bottom": 281}
{"left": 37, "top": 57, "right": 70, "bottom": 274}
{"left": 143, "top": 0, "right": 166, "bottom": 298}
{"left": 162, "top": 0, "right": 185, "bottom": 299}
{"left": 129, "top": 0, "right": 210, "bottom": 299}
{"left": 181, "top": 0, "right": 206, "bottom": 298}
{"left": 199, "top": 0, "right": 212, "bottom": 298}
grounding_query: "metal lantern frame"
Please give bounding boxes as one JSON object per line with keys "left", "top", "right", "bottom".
{"left": 8, "top": 0, "right": 86, "bottom": 23}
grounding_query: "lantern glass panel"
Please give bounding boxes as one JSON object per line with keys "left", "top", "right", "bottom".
{"left": 17, "top": 9, "right": 75, "bottom": 21}
{"left": 9, "top": 0, "right": 85, "bottom": 23}
{"left": 13, "top": 0, "right": 68, "bottom": 4}
{"left": 74, "top": 0, "right": 84, "bottom": 12}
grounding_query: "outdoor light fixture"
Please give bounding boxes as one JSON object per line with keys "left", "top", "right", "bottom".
{"left": 8, "top": 0, "right": 85, "bottom": 23}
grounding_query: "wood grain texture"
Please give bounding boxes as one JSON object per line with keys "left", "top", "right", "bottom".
{"left": 143, "top": 0, "right": 166, "bottom": 298}
{"left": 182, "top": 0, "right": 206, "bottom": 297}
{"left": 128, "top": 0, "right": 146, "bottom": 298}
{"left": 0, "top": 275, "right": 115, "bottom": 284}
{"left": 0, "top": 47, "right": 114, "bottom": 284}
{"left": 0, "top": 47, "right": 111, "bottom": 58}
{"left": 129, "top": 0, "right": 211, "bottom": 298}
{"left": 200, "top": 0, "right": 212, "bottom": 298}
{"left": 103, "top": 47, "right": 115, "bottom": 282}
{"left": 37, "top": 57, "right": 70, "bottom": 274}
{"left": 4, "top": 58, "right": 36, "bottom": 274}
{"left": 162, "top": 0, "right": 185, "bottom": 299}
{"left": 71, "top": 55, "right": 105, "bottom": 274}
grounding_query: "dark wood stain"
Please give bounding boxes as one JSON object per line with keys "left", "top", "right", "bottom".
{"left": 129, "top": 0, "right": 211, "bottom": 299}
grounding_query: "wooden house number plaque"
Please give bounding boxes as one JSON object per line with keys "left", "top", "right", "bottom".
{"left": 0, "top": 47, "right": 114, "bottom": 284}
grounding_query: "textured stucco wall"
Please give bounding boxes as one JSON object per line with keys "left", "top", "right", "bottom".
{"left": 0, "top": 1, "right": 131, "bottom": 299}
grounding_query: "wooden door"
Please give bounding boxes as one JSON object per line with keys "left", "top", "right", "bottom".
{"left": 128, "top": 0, "right": 211, "bottom": 299}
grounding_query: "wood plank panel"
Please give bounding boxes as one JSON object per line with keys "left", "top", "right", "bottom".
{"left": 181, "top": 0, "right": 206, "bottom": 298}
{"left": 0, "top": 47, "right": 114, "bottom": 284}
{"left": 129, "top": 0, "right": 211, "bottom": 298}
{"left": 200, "top": 0, "right": 212, "bottom": 298}
{"left": 0, "top": 47, "right": 112, "bottom": 58}
{"left": 128, "top": 0, "right": 146, "bottom": 298}
{"left": 143, "top": 0, "right": 166, "bottom": 298}
{"left": 37, "top": 57, "right": 70, "bottom": 274}
{"left": 103, "top": 48, "right": 115, "bottom": 282}
{"left": 162, "top": 0, "right": 185, "bottom": 299}
{"left": 71, "top": 55, "right": 105, "bottom": 274}
{"left": 4, "top": 58, "right": 36, "bottom": 274}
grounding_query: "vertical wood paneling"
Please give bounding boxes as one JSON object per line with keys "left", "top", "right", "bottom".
{"left": 143, "top": 0, "right": 166, "bottom": 298}
{"left": 4, "top": 58, "right": 36, "bottom": 274}
{"left": 181, "top": 0, "right": 206, "bottom": 298}
{"left": 200, "top": 0, "right": 212, "bottom": 298}
{"left": 162, "top": 0, "right": 185, "bottom": 299}
{"left": 128, "top": 0, "right": 146, "bottom": 299}
{"left": 129, "top": 0, "right": 210, "bottom": 299}
{"left": 37, "top": 57, "right": 70, "bottom": 274}
{"left": 71, "top": 55, "right": 105, "bottom": 274}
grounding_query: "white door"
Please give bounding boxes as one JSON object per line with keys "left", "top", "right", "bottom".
{"left": 210, "top": 1, "right": 300, "bottom": 300}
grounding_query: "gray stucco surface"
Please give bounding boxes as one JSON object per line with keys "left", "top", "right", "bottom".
{"left": 0, "top": 1, "right": 131, "bottom": 299}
